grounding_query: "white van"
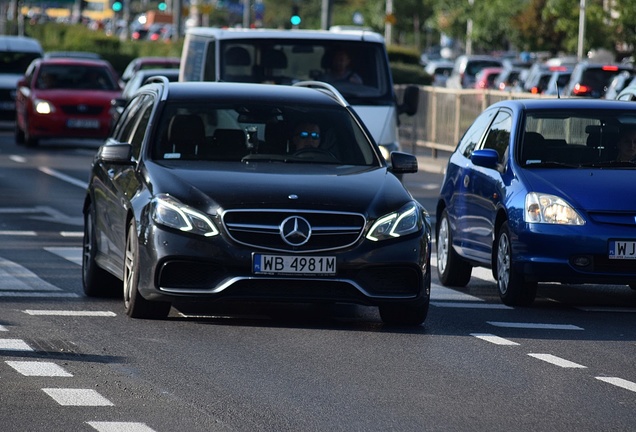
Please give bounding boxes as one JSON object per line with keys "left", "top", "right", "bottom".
{"left": 180, "top": 27, "right": 419, "bottom": 160}
{"left": 0, "top": 36, "right": 43, "bottom": 121}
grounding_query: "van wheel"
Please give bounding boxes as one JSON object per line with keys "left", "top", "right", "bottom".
{"left": 436, "top": 209, "right": 472, "bottom": 287}
{"left": 495, "top": 221, "right": 537, "bottom": 306}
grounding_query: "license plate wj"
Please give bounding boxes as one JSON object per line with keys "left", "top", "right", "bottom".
{"left": 67, "top": 119, "right": 100, "bottom": 129}
{"left": 253, "top": 254, "right": 336, "bottom": 275}
{"left": 608, "top": 240, "right": 636, "bottom": 260}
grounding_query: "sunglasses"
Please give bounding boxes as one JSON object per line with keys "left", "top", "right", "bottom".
{"left": 298, "top": 131, "right": 320, "bottom": 139}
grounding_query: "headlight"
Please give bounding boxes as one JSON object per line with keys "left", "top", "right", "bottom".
{"left": 34, "top": 99, "right": 54, "bottom": 114}
{"left": 151, "top": 194, "right": 219, "bottom": 237}
{"left": 366, "top": 201, "right": 422, "bottom": 241}
{"left": 524, "top": 192, "right": 585, "bottom": 225}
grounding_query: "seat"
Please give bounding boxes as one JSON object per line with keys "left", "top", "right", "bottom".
{"left": 165, "top": 114, "right": 206, "bottom": 159}
{"left": 262, "top": 49, "right": 287, "bottom": 69}
{"left": 521, "top": 131, "right": 546, "bottom": 164}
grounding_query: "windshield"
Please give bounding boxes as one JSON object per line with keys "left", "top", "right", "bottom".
{"left": 36, "top": 64, "right": 119, "bottom": 90}
{"left": 152, "top": 101, "right": 380, "bottom": 166}
{"left": 217, "top": 39, "right": 393, "bottom": 105}
{"left": 520, "top": 110, "right": 636, "bottom": 167}
{"left": 0, "top": 51, "right": 40, "bottom": 74}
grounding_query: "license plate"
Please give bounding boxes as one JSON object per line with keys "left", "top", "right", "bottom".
{"left": 67, "top": 119, "right": 100, "bottom": 129}
{"left": 253, "top": 254, "right": 336, "bottom": 275}
{"left": 609, "top": 240, "right": 636, "bottom": 260}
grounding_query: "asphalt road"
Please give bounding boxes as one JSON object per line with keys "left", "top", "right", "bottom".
{"left": 0, "top": 130, "right": 634, "bottom": 432}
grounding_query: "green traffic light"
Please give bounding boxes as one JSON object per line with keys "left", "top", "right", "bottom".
{"left": 112, "top": 1, "right": 122, "bottom": 11}
{"left": 290, "top": 15, "right": 301, "bottom": 26}
{"left": 158, "top": 2, "right": 167, "bottom": 11}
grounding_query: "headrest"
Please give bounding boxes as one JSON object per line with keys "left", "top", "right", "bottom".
{"left": 225, "top": 46, "right": 251, "bottom": 66}
{"left": 262, "top": 49, "right": 287, "bottom": 69}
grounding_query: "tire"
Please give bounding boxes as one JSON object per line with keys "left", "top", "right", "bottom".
{"left": 495, "top": 221, "right": 537, "bottom": 306}
{"left": 436, "top": 209, "right": 472, "bottom": 287}
{"left": 379, "top": 297, "right": 429, "bottom": 326}
{"left": 82, "top": 203, "right": 121, "bottom": 297}
{"left": 123, "top": 220, "right": 171, "bottom": 319}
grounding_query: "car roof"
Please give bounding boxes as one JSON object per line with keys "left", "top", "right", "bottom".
{"left": 34, "top": 57, "right": 115, "bottom": 67}
{"left": 0, "top": 36, "right": 43, "bottom": 53}
{"left": 185, "top": 27, "right": 385, "bottom": 44}
{"left": 492, "top": 98, "right": 636, "bottom": 111}
{"left": 149, "top": 81, "right": 349, "bottom": 108}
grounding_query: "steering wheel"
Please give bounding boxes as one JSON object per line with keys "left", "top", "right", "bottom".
{"left": 293, "top": 147, "right": 338, "bottom": 161}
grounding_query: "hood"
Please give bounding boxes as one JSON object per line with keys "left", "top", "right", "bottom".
{"left": 0, "top": 74, "right": 22, "bottom": 90}
{"left": 33, "top": 88, "right": 121, "bottom": 105}
{"left": 521, "top": 168, "right": 636, "bottom": 212}
{"left": 350, "top": 105, "right": 396, "bottom": 146}
{"left": 144, "top": 161, "right": 413, "bottom": 217}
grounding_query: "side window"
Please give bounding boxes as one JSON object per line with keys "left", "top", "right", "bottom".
{"left": 203, "top": 41, "right": 216, "bottom": 81}
{"left": 482, "top": 110, "right": 512, "bottom": 163}
{"left": 129, "top": 100, "right": 153, "bottom": 160}
{"left": 115, "top": 94, "right": 151, "bottom": 143}
{"left": 458, "top": 108, "right": 497, "bottom": 158}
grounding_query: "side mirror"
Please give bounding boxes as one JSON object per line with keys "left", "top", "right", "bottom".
{"left": 389, "top": 151, "right": 418, "bottom": 174}
{"left": 471, "top": 148, "right": 499, "bottom": 169}
{"left": 97, "top": 142, "right": 134, "bottom": 164}
{"left": 398, "top": 85, "right": 419, "bottom": 116}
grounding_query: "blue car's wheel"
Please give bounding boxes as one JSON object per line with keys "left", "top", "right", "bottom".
{"left": 495, "top": 221, "right": 537, "bottom": 306}
{"left": 436, "top": 209, "right": 472, "bottom": 287}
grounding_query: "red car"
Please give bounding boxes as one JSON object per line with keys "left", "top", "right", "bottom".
{"left": 15, "top": 57, "right": 122, "bottom": 147}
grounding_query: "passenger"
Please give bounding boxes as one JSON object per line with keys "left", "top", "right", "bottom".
{"left": 292, "top": 121, "right": 321, "bottom": 151}
{"left": 324, "top": 49, "right": 363, "bottom": 85}
{"left": 616, "top": 127, "right": 636, "bottom": 161}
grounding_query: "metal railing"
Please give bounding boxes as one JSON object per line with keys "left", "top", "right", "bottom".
{"left": 396, "top": 86, "right": 549, "bottom": 157}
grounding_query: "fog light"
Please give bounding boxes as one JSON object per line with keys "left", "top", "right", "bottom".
{"left": 572, "top": 256, "right": 591, "bottom": 267}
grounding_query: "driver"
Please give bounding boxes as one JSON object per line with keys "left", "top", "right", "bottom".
{"left": 292, "top": 121, "right": 321, "bottom": 151}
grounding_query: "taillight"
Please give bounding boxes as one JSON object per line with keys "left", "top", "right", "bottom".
{"left": 531, "top": 87, "right": 539, "bottom": 94}
{"left": 602, "top": 65, "right": 619, "bottom": 71}
{"left": 572, "top": 83, "right": 591, "bottom": 95}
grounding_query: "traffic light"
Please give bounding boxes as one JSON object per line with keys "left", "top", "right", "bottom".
{"left": 158, "top": 2, "right": 167, "bottom": 11}
{"left": 111, "top": 1, "right": 122, "bottom": 12}
{"left": 290, "top": 5, "right": 301, "bottom": 26}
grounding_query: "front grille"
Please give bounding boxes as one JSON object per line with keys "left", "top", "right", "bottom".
{"left": 223, "top": 209, "right": 366, "bottom": 253}
{"left": 60, "top": 104, "right": 104, "bottom": 115}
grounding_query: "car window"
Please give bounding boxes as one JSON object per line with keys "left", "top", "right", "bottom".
{"left": 482, "top": 111, "right": 512, "bottom": 163}
{"left": 114, "top": 94, "right": 152, "bottom": 145}
{"left": 129, "top": 101, "right": 154, "bottom": 160}
{"left": 458, "top": 108, "right": 497, "bottom": 159}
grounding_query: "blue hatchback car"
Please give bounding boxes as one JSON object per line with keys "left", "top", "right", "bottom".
{"left": 436, "top": 99, "right": 636, "bottom": 306}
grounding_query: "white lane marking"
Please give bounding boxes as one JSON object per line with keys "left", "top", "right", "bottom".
{"left": 432, "top": 302, "right": 512, "bottom": 309}
{"left": 488, "top": 322, "right": 584, "bottom": 330}
{"left": 44, "top": 246, "right": 83, "bottom": 266}
{"left": 42, "top": 388, "right": 114, "bottom": 406}
{"left": 0, "top": 230, "right": 37, "bottom": 236}
{"left": 0, "top": 326, "right": 7, "bottom": 331}
{"left": 528, "top": 353, "right": 587, "bottom": 368}
{"left": 60, "top": 231, "right": 83, "bottom": 238}
{"left": 0, "top": 257, "right": 63, "bottom": 291}
{"left": 6, "top": 361, "right": 73, "bottom": 377}
{"left": 596, "top": 377, "right": 636, "bottom": 393}
{"left": 471, "top": 333, "right": 520, "bottom": 345}
{"left": 24, "top": 310, "right": 116, "bottom": 317}
{"left": 87, "top": 422, "right": 157, "bottom": 432}
{"left": 431, "top": 285, "right": 484, "bottom": 302}
{"left": 0, "top": 292, "right": 79, "bottom": 298}
{"left": 9, "top": 155, "right": 27, "bottom": 163}
{"left": 38, "top": 166, "right": 88, "bottom": 189}
{"left": 0, "top": 339, "right": 34, "bottom": 351}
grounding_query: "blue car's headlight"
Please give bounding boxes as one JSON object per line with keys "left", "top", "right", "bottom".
{"left": 151, "top": 194, "right": 219, "bottom": 237}
{"left": 524, "top": 192, "right": 585, "bottom": 225}
{"left": 367, "top": 201, "right": 422, "bottom": 241}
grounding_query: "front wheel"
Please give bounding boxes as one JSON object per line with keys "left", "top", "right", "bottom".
{"left": 495, "top": 221, "right": 537, "bottom": 306}
{"left": 123, "top": 220, "right": 171, "bottom": 319}
{"left": 436, "top": 209, "right": 472, "bottom": 287}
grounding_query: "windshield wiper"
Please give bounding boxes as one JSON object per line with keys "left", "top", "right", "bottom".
{"left": 580, "top": 160, "right": 636, "bottom": 168}
{"left": 523, "top": 161, "right": 578, "bottom": 168}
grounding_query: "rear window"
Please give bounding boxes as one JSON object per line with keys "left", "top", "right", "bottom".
{"left": 466, "top": 60, "right": 502, "bottom": 76}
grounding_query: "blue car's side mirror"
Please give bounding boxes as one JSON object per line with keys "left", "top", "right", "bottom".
{"left": 471, "top": 148, "right": 499, "bottom": 169}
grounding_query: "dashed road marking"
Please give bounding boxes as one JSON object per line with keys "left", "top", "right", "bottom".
{"left": 0, "top": 338, "right": 34, "bottom": 351}
{"left": 42, "top": 388, "right": 114, "bottom": 406}
{"left": 87, "top": 422, "right": 157, "bottom": 432}
{"left": 488, "top": 321, "right": 584, "bottom": 330}
{"left": 24, "top": 310, "right": 116, "bottom": 317}
{"left": 528, "top": 353, "right": 587, "bottom": 368}
{"left": 471, "top": 333, "right": 520, "bottom": 345}
{"left": 0, "top": 257, "right": 64, "bottom": 291}
{"left": 6, "top": 361, "right": 73, "bottom": 377}
{"left": 0, "top": 230, "right": 37, "bottom": 236}
{"left": 431, "top": 285, "right": 484, "bottom": 302}
{"left": 0, "top": 325, "right": 7, "bottom": 331}
{"left": 596, "top": 377, "right": 636, "bottom": 393}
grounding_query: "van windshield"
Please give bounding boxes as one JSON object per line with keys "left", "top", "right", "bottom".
{"left": 217, "top": 40, "right": 393, "bottom": 105}
{"left": 0, "top": 51, "right": 41, "bottom": 74}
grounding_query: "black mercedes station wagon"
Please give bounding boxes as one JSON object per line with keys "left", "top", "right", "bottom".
{"left": 82, "top": 79, "right": 431, "bottom": 325}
